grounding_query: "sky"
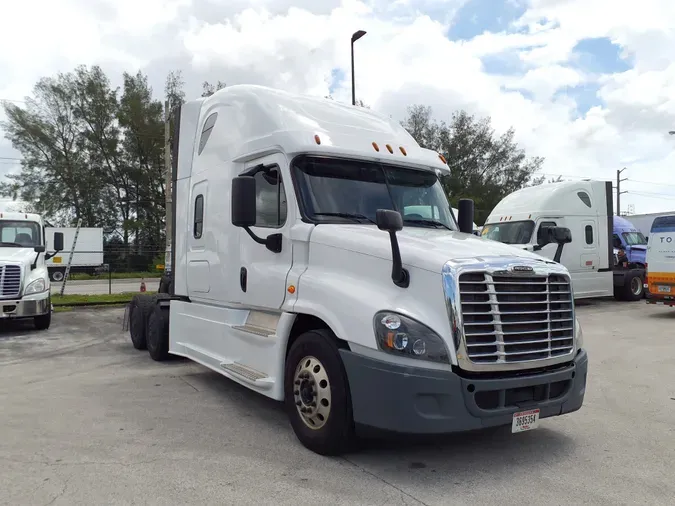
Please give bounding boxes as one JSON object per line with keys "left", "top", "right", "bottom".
{"left": 1, "top": 0, "right": 675, "bottom": 215}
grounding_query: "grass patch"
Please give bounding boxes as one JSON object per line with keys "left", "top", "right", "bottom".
{"left": 68, "top": 271, "right": 163, "bottom": 281}
{"left": 52, "top": 291, "right": 157, "bottom": 307}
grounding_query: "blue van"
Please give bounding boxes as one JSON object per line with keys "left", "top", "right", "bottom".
{"left": 612, "top": 215, "right": 647, "bottom": 266}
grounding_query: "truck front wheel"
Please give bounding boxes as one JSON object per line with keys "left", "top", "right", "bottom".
{"left": 34, "top": 312, "right": 51, "bottom": 330}
{"left": 146, "top": 303, "right": 170, "bottom": 362}
{"left": 284, "top": 329, "right": 355, "bottom": 456}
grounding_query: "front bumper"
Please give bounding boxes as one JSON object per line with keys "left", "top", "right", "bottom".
{"left": 340, "top": 348, "right": 588, "bottom": 434}
{"left": 0, "top": 291, "right": 51, "bottom": 319}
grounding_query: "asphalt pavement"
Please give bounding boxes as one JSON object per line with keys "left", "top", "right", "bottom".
{"left": 0, "top": 300, "right": 673, "bottom": 505}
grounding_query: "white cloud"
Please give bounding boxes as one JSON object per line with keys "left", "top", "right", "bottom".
{"left": 1, "top": 0, "right": 675, "bottom": 214}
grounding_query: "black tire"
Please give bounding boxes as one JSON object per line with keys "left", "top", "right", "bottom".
{"left": 34, "top": 312, "right": 51, "bottom": 330}
{"left": 50, "top": 269, "right": 65, "bottom": 282}
{"left": 129, "top": 294, "right": 156, "bottom": 350}
{"left": 284, "top": 329, "right": 355, "bottom": 456}
{"left": 146, "top": 303, "right": 170, "bottom": 362}
{"left": 622, "top": 272, "right": 644, "bottom": 301}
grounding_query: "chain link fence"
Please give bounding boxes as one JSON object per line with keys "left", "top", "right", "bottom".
{"left": 49, "top": 248, "right": 166, "bottom": 296}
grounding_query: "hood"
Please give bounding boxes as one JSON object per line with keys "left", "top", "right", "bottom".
{"left": 310, "top": 225, "right": 554, "bottom": 273}
{"left": 0, "top": 247, "right": 36, "bottom": 266}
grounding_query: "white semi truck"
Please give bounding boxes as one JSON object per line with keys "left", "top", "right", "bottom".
{"left": 0, "top": 212, "right": 64, "bottom": 329}
{"left": 127, "top": 85, "right": 588, "bottom": 455}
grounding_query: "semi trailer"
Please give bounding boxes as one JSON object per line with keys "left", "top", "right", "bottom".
{"left": 126, "top": 85, "right": 588, "bottom": 455}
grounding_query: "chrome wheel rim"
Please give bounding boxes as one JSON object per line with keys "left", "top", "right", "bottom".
{"left": 631, "top": 277, "right": 642, "bottom": 295}
{"left": 293, "top": 356, "right": 331, "bottom": 430}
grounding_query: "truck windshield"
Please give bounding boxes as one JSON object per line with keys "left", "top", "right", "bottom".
{"left": 291, "top": 155, "right": 457, "bottom": 230}
{"left": 0, "top": 220, "right": 41, "bottom": 247}
{"left": 481, "top": 220, "right": 535, "bottom": 244}
{"left": 622, "top": 231, "right": 647, "bottom": 246}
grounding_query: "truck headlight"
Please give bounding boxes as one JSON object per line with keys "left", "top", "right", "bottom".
{"left": 575, "top": 317, "right": 584, "bottom": 350}
{"left": 374, "top": 311, "right": 450, "bottom": 364}
{"left": 25, "top": 278, "right": 46, "bottom": 295}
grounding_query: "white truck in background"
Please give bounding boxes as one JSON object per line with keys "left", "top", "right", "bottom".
{"left": 126, "top": 85, "right": 588, "bottom": 455}
{"left": 0, "top": 212, "right": 64, "bottom": 329}
{"left": 482, "top": 180, "right": 645, "bottom": 301}
{"left": 44, "top": 227, "right": 104, "bottom": 281}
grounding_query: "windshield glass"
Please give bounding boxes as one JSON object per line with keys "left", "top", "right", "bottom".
{"left": 481, "top": 220, "right": 535, "bottom": 244}
{"left": 0, "top": 220, "right": 41, "bottom": 247}
{"left": 291, "top": 156, "right": 457, "bottom": 230}
{"left": 622, "top": 231, "right": 646, "bottom": 246}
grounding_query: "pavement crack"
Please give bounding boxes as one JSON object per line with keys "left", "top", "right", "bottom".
{"left": 177, "top": 375, "right": 200, "bottom": 392}
{"left": 44, "top": 476, "right": 71, "bottom": 506}
{"left": 341, "top": 456, "right": 431, "bottom": 506}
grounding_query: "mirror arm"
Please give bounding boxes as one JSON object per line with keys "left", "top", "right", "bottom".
{"left": 387, "top": 231, "right": 409, "bottom": 288}
{"left": 553, "top": 243, "right": 565, "bottom": 263}
{"left": 31, "top": 252, "right": 40, "bottom": 270}
{"left": 44, "top": 251, "right": 56, "bottom": 261}
{"left": 533, "top": 244, "right": 543, "bottom": 251}
{"left": 243, "top": 227, "right": 282, "bottom": 254}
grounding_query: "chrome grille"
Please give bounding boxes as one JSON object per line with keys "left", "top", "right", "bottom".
{"left": 458, "top": 272, "right": 574, "bottom": 364}
{"left": 0, "top": 264, "right": 22, "bottom": 298}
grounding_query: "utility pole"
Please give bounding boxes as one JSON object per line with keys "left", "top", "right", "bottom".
{"left": 616, "top": 167, "right": 628, "bottom": 216}
{"left": 164, "top": 100, "right": 172, "bottom": 273}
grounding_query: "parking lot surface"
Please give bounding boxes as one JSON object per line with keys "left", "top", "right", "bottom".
{"left": 1, "top": 300, "right": 673, "bottom": 505}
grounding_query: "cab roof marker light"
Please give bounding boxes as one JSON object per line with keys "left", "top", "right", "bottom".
{"left": 372, "top": 142, "right": 380, "bottom": 152}
{"left": 314, "top": 134, "right": 321, "bottom": 145}
{"left": 386, "top": 144, "right": 393, "bottom": 154}
{"left": 399, "top": 146, "right": 407, "bottom": 156}
{"left": 439, "top": 153, "right": 447, "bottom": 164}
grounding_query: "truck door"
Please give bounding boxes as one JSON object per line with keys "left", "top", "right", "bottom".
{"left": 580, "top": 220, "right": 600, "bottom": 273}
{"left": 237, "top": 153, "right": 293, "bottom": 310}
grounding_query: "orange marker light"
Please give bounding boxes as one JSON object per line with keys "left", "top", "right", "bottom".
{"left": 314, "top": 135, "right": 321, "bottom": 145}
{"left": 372, "top": 142, "right": 380, "bottom": 152}
{"left": 287, "top": 285, "right": 296, "bottom": 294}
{"left": 439, "top": 153, "right": 447, "bottom": 164}
{"left": 399, "top": 146, "right": 407, "bottom": 156}
{"left": 386, "top": 144, "right": 393, "bottom": 154}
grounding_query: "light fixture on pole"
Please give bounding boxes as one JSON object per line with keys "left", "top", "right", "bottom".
{"left": 351, "top": 30, "right": 367, "bottom": 106}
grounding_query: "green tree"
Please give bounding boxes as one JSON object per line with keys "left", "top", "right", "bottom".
{"left": 401, "top": 106, "right": 544, "bottom": 224}
{"left": 201, "top": 80, "right": 226, "bottom": 97}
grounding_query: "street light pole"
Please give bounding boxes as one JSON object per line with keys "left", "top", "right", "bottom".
{"left": 351, "top": 30, "right": 367, "bottom": 106}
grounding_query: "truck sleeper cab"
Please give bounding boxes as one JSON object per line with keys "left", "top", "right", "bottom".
{"left": 126, "top": 85, "right": 588, "bottom": 455}
{"left": 0, "top": 213, "right": 64, "bottom": 329}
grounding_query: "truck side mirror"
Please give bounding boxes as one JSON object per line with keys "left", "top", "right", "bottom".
{"left": 376, "top": 209, "right": 409, "bottom": 288}
{"left": 548, "top": 226, "right": 572, "bottom": 245}
{"left": 231, "top": 175, "right": 282, "bottom": 253}
{"left": 547, "top": 226, "right": 572, "bottom": 264}
{"left": 53, "top": 232, "right": 64, "bottom": 252}
{"left": 232, "top": 176, "right": 257, "bottom": 227}
{"left": 457, "top": 198, "right": 475, "bottom": 234}
{"left": 33, "top": 245, "right": 46, "bottom": 253}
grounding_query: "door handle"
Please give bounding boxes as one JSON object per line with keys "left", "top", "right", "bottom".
{"left": 240, "top": 267, "right": 247, "bottom": 292}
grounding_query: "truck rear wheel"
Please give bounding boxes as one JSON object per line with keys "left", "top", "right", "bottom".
{"left": 146, "top": 303, "right": 170, "bottom": 362}
{"left": 620, "top": 272, "right": 643, "bottom": 301}
{"left": 284, "top": 329, "right": 355, "bottom": 456}
{"left": 129, "top": 295, "right": 155, "bottom": 350}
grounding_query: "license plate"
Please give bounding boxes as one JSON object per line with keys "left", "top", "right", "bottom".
{"left": 512, "top": 409, "right": 540, "bottom": 433}
{"left": 658, "top": 285, "right": 671, "bottom": 293}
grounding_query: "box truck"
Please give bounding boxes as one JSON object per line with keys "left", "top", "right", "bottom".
{"left": 126, "top": 85, "right": 588, "bottom": 455}
{"left": 44, "top": 227, "right": 104, "bottom": 281}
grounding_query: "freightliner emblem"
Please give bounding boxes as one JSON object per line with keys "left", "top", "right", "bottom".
{"left": 511, "top": 265, "right": 534, "bottom": 273}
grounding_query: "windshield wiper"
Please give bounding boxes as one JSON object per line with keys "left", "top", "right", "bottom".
{"left": 403, "top": 218, "right": 452, "bottom": 231}
{"left": 313, "top": 212, "right": 376, "bottom": 224}
{"left": 0, "top": 241, "right": 25, "bottom": 247}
